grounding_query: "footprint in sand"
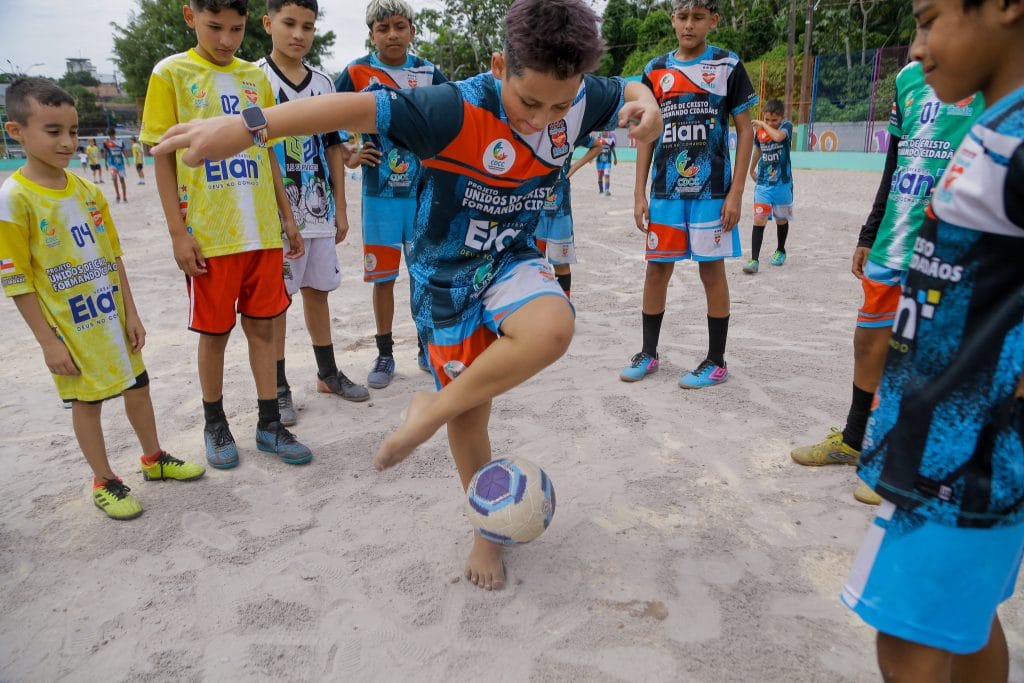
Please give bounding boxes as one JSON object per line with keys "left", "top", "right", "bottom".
{"left": 181, "top": 511, "right": 238, "bottom": 551}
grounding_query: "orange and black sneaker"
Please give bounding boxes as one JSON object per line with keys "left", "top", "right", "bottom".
{"left": 92, "top": 478, "right": 143, "bottom": 520}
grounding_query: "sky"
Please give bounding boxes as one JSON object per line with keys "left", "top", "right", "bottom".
{"left": 0, "top": 0, "right": 445, "bottom": 82}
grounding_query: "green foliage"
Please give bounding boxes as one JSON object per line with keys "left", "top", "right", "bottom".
{"left": 414, "top": 0, "right": 513, "bottom": 80}
{"left": 59, "top": 71, "right": 101, "bottom": 88}
{"left": 64, "top": 86, "right": 108, "bottom": 133}
{"left": 111, "top": 0, "right": 336, "bottom": 99}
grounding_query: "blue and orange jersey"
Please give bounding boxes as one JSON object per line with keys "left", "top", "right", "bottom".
{"left": 335, "top": 54, "right": 447, "bottom": 199}
{"left": 543, "top": 135, "right": 596, "bottom": 221}
{"left": 642, "top": 46, "right": 757, "bottom": 200}
{"left": 373, "top": 73, "right": 624, "bottom": 327}
{"left": 754, "top": 120, "right": 793, "bottom": 186}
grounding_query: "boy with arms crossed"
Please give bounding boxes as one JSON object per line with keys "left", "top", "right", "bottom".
{"left": 141, "top": 0, "right": 313, "bottom": 469}
{"left": 840, "top": 0, "right": 1024, "bottom": 678}
{"left": 1, "top": 78, "right": 205, "bottom": 520}
{"left": 622, "top": 0, "right": 756, "bottom": 389}
{"left": 259, "top": 0, "right": 369, "bottom": 426}
{"left": 743, "top": 98, "right": 793, "bottom": 274}
{"left": 335, "top": 0, "right": 448, "bottom": 389}
{"left": 153, "top": 0, "right": 662, "bottom": 590}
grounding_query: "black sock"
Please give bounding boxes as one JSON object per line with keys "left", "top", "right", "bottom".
{"left": 203, "top": 397, "right": 226, "bottom": 426}
{"left": 375, "top": 333, "right": 394, "bottom": 358}
{"left": 257, "top": 398, "right": 280, "bottom": 429}
{"left": 417, "top": 334, "right": 426, "bottom": 356}
{"left": 707, "top": 315, "right": 729, "bottom": 367}
{"left": 276, "top": 358, "right": 288, "bottom": 389}
{"left": 641, "top": 311, "right": 665, "bottom": 357}
{"left": 313, "top": 344, "right": 338, "bottom": 380}
{"left": 750, "top": 225, "right": 765, "bottom": 261}
{"left": 777, "top": 222, "right": 789, "bottom": 253}
{"left": 556, "top": 273, "right": 571, "bottom": 295}
{"left": 842, "top": 384, "right": 875, "bottom": 451}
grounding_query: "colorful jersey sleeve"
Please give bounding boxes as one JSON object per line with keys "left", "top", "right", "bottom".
{"left": 860, "top": 85, "right": 1024, "bottom": 528}
{"left": 643, "top": 46, "right": 758, "bottom": 200}
{"left": 140, "top": 50, "right": 283, "bottom": 257}
{"left": 0, "top": 171, "right": 145, "bottom": 401}
{"left": 870, "top": 61, "right": 984, "bottom": 270}
{"left": 755, "top": 120, "right": 793, "bottom": 186}
{"left": 375, "top": 72, "right": 625, "bottom": 328}
{"left": 335, "top": 54, "right": 448, "bottom": 199}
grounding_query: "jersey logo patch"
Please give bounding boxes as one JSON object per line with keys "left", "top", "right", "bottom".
{"left": 242, "top": 82, "right": 259, "bottom": 105}
{"left": 548, "top": 119, "right": 569, "bottom": 158}
{"left": 701, "top": 65, "right": 717, "bottom": 85}
{"left": 659, "top": 73, "right": 674, "bottom": 92}
{"left": 483, "top": 139, "right": 515, "bottom": 176}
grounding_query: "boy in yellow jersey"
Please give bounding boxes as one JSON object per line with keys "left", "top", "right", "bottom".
{"left": 0, "top": 78, "right": 205, "bottom": 520}
{"left": 131, "top": 136, "right": 146, "bottom": 185}
{"left": 85, "top": 138, "right": 103, "bottom": 183}
{"left": 141, "top": 0, "right": 313, "bottom": 469}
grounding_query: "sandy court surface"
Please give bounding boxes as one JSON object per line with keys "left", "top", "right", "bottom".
{"left": 0, "top": 164, "right": 1021, "bottom": 682}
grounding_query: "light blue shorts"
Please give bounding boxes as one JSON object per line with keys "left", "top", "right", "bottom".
{"left": 361, "top": 195, "right": 415, "bottom": 283}
{"left": 535, "top": 214, "right": 576, "bottom": 265}
{"left": 841, "top": 501, "right": 1024, "bottom": 654}
{"left": 596, "top": 161, "right": 612, "bottom": 172}
{"left": 646, "top": 197, "right": 741, "bottom": 262}
{"left": 753, "top": 182, "right": 794, "bottom": 222}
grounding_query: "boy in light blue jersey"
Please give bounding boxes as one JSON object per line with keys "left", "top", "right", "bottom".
{"left": 743, "top": 98, "right": 793, "bottom": 273}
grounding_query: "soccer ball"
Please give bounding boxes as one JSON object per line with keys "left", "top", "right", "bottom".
{"left": 465, "top": 458, "right": 556, "bottom": 545}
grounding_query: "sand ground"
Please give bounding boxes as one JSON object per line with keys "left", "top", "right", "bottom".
{"left": 1, "top": 165, "right": 1021, "bottom": 682}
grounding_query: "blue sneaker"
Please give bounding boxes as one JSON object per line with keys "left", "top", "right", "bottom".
{"left": 418, "top": 352, "right": 431, "bottom": 374}
{"left": 770, "top": 250, "right": 787, "bottom": 266}
{"left": 367, "top": 355, "right": 396, "bottom": 389}
{"left": 742, "top": 259, "right": 759, "bottom": 274}
{"left": 679, "top": 359, "right": 729, "bottom": 389}
{"left": 619, "top": 352, "right": 660, "bottom": 382}
{"left": 255, "top": 421, "right": 313, "bottom": 465}
{"left": 204, "top": 421, "right": 239, "bottom": 469}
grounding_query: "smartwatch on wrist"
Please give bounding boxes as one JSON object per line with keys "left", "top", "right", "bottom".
{"left": 241, "top": 106, "right": 269, "bottom": 147}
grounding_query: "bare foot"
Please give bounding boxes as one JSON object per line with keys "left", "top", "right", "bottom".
{"left": 373, "top": 392, "right": 440, "bottom": 471}
{"left": 465, "top": 533, "right": 506, "bottom": 591}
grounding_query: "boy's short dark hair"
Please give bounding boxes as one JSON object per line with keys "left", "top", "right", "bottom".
{"left": 5, "top": 77, "right": 76, "bottom": 125}
{"left": 365, "top": 0, "right": 414, "bottom": 29}
{"left": 106, "top": 127, "right": 117, "bottom": 136}
{"left": 671, "top": 0, "right": 720, "bottom": 13}
{"left": 504, "top": 0, "right": 605, "bottom": 80}
{"left": 268, "top": 0, "right": 318, "bottom": 14}
{"left": 764, "top": 99, "right": 785, "bottom": 115}
{"left": 191, "top": 0, "right": 248, "bottom": 14}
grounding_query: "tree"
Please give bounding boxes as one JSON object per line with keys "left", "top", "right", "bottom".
{"left": 111, "top": 0, "right": 336, "bottom": 99}
{"left": 414, "top": 0, "right": 513, "bottom": 80}
{"left": 59, "top": 71, "right": 101, "bottom": 88}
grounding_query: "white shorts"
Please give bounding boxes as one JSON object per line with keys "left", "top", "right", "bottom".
{"left": 282, "top": 235, "right": 340, "bottom": 295}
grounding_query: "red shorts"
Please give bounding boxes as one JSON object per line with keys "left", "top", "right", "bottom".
{"left": 186, "top": 249, "right": 290, "bottom": 334}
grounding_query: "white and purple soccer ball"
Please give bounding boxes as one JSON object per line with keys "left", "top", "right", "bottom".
{"left": 465, "top": 457, "right": 556, "bottom": 545}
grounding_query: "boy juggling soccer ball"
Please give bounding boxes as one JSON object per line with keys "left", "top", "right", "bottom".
{"left": 743, "top": 98, "right": 793, "bottom": 274}
{"left": 622, "top": 0, "right": 756, "bottom": 389}
{"left": 152, "top": 0, "right": 662, "bottom": 590}
{"left": 259, "top": 0, "right": 370, "bottom": 426}
{"left": 840, "top": 0, "right": 1024, "bottom": 679}
{"left": 141, "top": 0, "right": 314, "bottom": 469}
{"left": 335, "top": 0, "right": 448, "bottom": 390}
{"left": 0, "top": 78, "right": 205, "bottom": 520}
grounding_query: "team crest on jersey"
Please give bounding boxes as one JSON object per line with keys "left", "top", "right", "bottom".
{"left": 242, "top": 82, "right": 259, "bottom": 105}
{"left": 406, "top": 74, "right": 419, "bottom": 88}
{"left": 675, "top": 151, "right": 699, "bottom": 178}
{"left": 369, "top": 76, "right": 381, "bottom": 86}
{"left": 39, "top": 219, "right": 60, "bottom": 248}
{"left": 190, "top": 83, "right": 209, "bottom": 109}
{"left": 85, "top": 201, "right": 105, "bottom": 230}
{"left": 364, "top": 253, "right": 378, "bottom": 272}
{"left": 548, "top": 119, "right": 569, "bottom": 158}
{"left": 659, "top": 73, "right": 675, "bottom": 93}
{"left": 388, "top": 149, "right": 410, "bottom": 174}
{"left": 483, "top": 139, "right": 515, "bottom": 176}
{"left": 701, "top": 65, "right": 717, "bottom": 85}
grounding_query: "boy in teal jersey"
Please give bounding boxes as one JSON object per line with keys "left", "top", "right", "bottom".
{"left": 1, "top": 78, "right": 205, "bottom": 521}
{"left": 791, "top": 60, "right": 982, "bottom": 506}
{"left": 743, "top": 98, "right": 793, "bottom": 273}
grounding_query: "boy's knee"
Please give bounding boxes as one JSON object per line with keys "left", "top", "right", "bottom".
{"left": 645, "top": 261, "right": 674, "bottom": 284}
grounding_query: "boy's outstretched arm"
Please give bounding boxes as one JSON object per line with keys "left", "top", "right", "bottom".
{"left": 154, "top": 154, "right": 206, "bottom": 276}
{"left": 268, "top": 148, "right": 304, "bottom": 260}
{"left": 723, "top": 109, "right": 754, "bottom": 232}
{"left": 566, "top": 139, "right": 601, "bottom": 180}
{"left": 151, "top": 92, "right": 379, "bottom": 167}
{"left": 13, "top": 293, "right": 79, "bottom": 376}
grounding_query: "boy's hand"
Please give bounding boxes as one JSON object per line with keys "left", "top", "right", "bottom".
{"left": 720, "top": 191, "right": 741, "bottom": 233}
{"left": 619, "top": 101, "right": 663, "bottom": 145}
{"left": 171, "top": 232, "right": 207, "bottom": 276}
{"left": 353, "top": 143, "right": 382, "bottom": 168}
{"left": 851, "top": 246, "right": 870, "bottom": 280}
{"left": 283, "top": 222, "right": 305, "bottom": 260}
{"left": 749, "top": 167, "right": 757, "bottom": 182}
{"left": 125, "top": 312, "right": 147, "bottom": 352}
{"left": 634, "top": 195, "right": 650, "bottom": 233}
{"left": 42, "top": 338, "right": 79, "bottom": 376}
{"left": 751, "top": 119, "right": 765, "bottom": 129}
{"left": 151, "top": 116, "right": 251, "bottom": 167}
{"left": 335, "top": 210, "right": 350, "bottom": 244}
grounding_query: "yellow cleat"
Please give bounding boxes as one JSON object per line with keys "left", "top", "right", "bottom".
{"left": 854, "top": 482, "right": 882, "bottom": 505}
{"left": 790, "top": 428, "right": 860, "bottom": 466}
{"left": 93, "top": 478, "right": 143, "bottom": 520}
{"left": 141, "top": 451, "right": 206, "bottom": 482}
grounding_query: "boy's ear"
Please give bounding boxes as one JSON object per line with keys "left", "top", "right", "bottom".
{"left": 4, "top": 121, "right": 22, "bottom": 143}
{"left": 491, "top": 52, "right": 505, "bottom": 81}
{"left": 262, "top": 14, "right": 272, "bottom": 33}
{"left": 183, "top": 4, "right": 197, "bottom": 28}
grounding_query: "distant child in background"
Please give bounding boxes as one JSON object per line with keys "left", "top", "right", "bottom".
{"left": 335, "top": 0, "right": 448, "bottom": 389}
{"left": 131, "top": 136, "right": 146, "bottom": 184}
{"left": 536, "top": 136, "right": 603, "bottom": 297}
{"left": 103, "top": 128, "right": 129, "bottom": 203}
{"left": 85, "top": 138, "right": 103, "bottom": 182}
{"left": 743, "top": 98, "right": 792, "bottom": 274}
{"left": 623, "top": 0, "right": 756, "bottom": 389}
{"left": 595, "top": 131, "right": 617, "bottom": 195}
{"left": 76, "top": 146, "right": 88, "bottom": 174}
{"left": 259, "top": 0, "right": 369, "bottom": 426}
{"left": 0, "top": 78, "right": 205, "bottom": 521}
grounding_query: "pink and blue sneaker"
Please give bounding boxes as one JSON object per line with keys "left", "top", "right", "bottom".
{"left": 679, "top": 359, "right": 729, "bottom": 389}
{"left": 620, "top": 352, "right": 659, "bottom": 382}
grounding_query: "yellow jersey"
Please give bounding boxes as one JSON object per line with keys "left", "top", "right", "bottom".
{"left": 140, "top": 49, "right": 282, "bottom": 257}
{"left": 0, "top": 171, "right": 146, "bottom": 401}
{"left": 132, "top": 142, "right": 143, "bottom": 166}
{"left": 86, "top": 144, "right": 101, "bottom": 165}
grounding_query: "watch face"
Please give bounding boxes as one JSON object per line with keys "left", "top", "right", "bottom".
{"left": 241, "top": 106, "right": 267, "bottom": 130}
